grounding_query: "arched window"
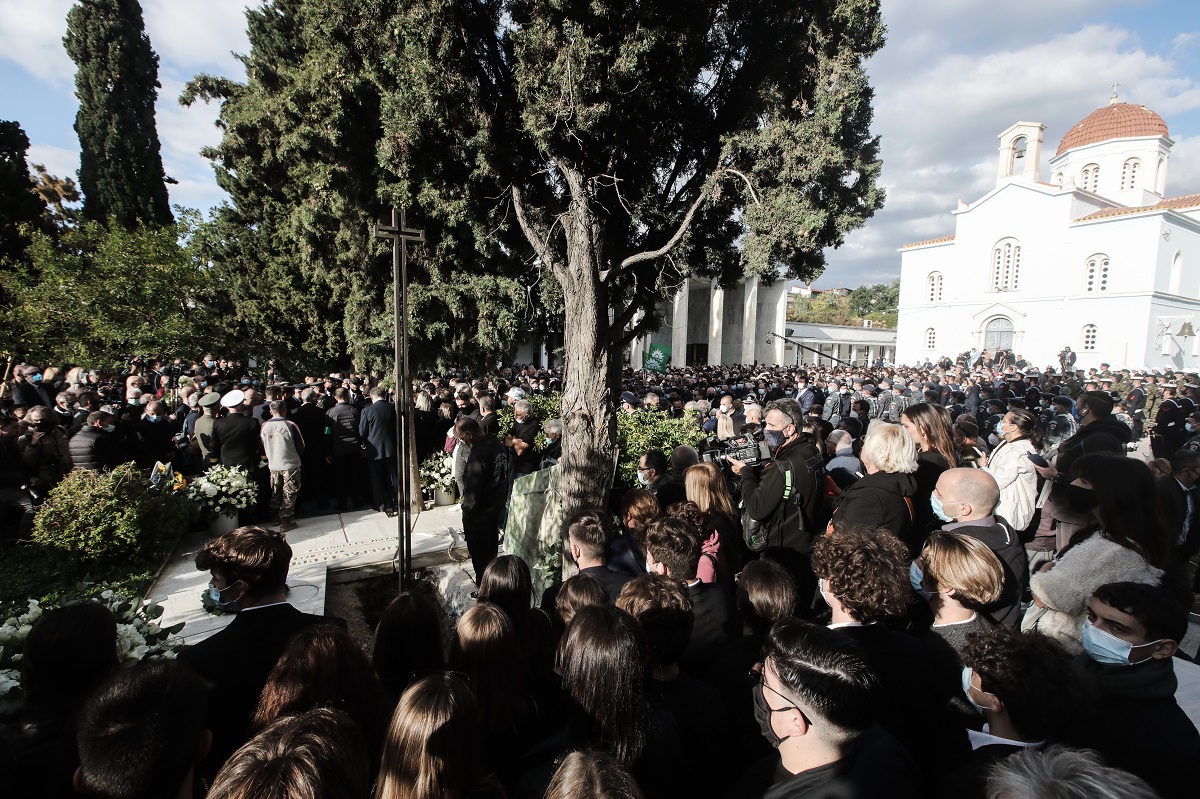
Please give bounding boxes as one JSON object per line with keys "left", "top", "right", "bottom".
{"left": 985, "top": 317, "right": 1014, "bottom": 351}
{"left": 1081, "top": 163, "right": 1100, "bottom": 193}
{"left": 1084, "top": 254, "right": 1110, "bottom": 293}
{"left": 925, "top": 328, "right": 936, "bottom": 350}
{"left": 1121, "top": 158, "right": 1140, "bottom": 191}
{"left": 1082, "top": 324, "right": 1098, "bottom": 352}
{"left": 1171, "top": 251, "right": 1183, "bottom": 295}
{"left": 1157, "top": 157, "right": 1166, "bottom": 194}
{"left": 991, "top": 238, "right": 1021, "bottom": 291}
{"left": 926, "top": 272, "right": 943, "bottom": 303}
{"left": 1054, "top": 171, "right": 1064, "bottom": 186}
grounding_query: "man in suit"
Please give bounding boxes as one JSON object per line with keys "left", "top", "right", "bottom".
{"left": 179, "top": 526, "right": 344, "bottom": 784}
{"left": 326, "top": 387, "right": 366, "bottom": 511}
{"left": 1156, "top": 449, "right": 1200, "bottom": 594}
{"left": 291, "top": 387, "right": 330, "bottom": 511}
{"left": 358, "top": 386, "right": 397, "bottom": 513}
{"left": 457, "top": 416, "right": 508, "bottom": 584}
{"left": 209, "top": 389, "right": 266, "bottom": 521}
{"left": 644, "top": 515, "right": 737, "bottom": 678}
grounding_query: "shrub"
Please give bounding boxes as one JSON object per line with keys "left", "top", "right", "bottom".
{"left": 32, "top": 463, "right": 198, "bottom": 566}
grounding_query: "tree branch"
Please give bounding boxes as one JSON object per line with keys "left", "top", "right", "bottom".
{"left": 511, "top": 183, "right": 560, "bottom": 272}
{"left": 606, "top": 177, "right": 712, "bottom": 279}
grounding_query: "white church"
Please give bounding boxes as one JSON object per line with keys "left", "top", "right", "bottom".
{"left": 895, "top": 95, "right": 1200, "bottom": 371}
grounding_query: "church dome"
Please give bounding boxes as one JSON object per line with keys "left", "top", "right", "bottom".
{"left": 1055, "top": 101, "right": 1169, "bottom": 156}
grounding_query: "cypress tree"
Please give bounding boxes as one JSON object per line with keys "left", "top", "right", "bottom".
{"left": 0, "top": 121, "right": 45, "bottom": 265}
{"left": 65, "top": 0, "right": 173, "bottom": 228}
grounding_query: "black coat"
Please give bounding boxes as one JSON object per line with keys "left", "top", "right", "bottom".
{"left": 940, "top": 517, "right": 1028, "bottom": 628}
{"left": 738, "top": 438, "right": 828, "bottom": 555}
{"left": 9, "top": 380, "right": 53, "bottom": 408}
{"left": 681, "top": 581, "right": 737, "bottom": 678}
{"left": 1049, "top": 415, "right": 1132, "bottom": 525}
{"left": 1157, "top": 474, "right": 1200, "bottom": 561}
{"left": 325, "top": 403, "right": 362, "bottom": 457}
{"left": 290, "top": 403, "right": 327, "bottom": 460}
{"left": 358, "top": 400, "right": 396, "bottom": 461}
{"left": 68, "top": 426, "right": 126, "bottom": 472}
{"left": 209, "top": 412, "right": 262, "bottom": 470}
{"left": 831, "top": 471, "right": 917, "bottom": 544}
{"left": 461, "top": 434, "right": 508, "bottom": 527}
{"left": 178, "top": 604, "right": 345, "bottom": 783}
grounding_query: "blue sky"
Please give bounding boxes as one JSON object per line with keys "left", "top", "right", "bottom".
{"left": 1, "top": 0, "right": 1198, "bottom": 288}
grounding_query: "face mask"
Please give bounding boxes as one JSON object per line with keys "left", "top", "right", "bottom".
{"left": 1188, "top": 423, "right": 1197, "bottom": 433}
{"left": 797, "top": 384, "right": 806, "bottom": 390}
{"left": 1081, "top": 618, "right": 1162, "bottom": 666}
{"left": 205, "top": 361, "right": 215, "bottom": 368}
{"left": 994, "top": 420, "right": 1004, "bottom": 435}
{"left": 145, "top": 415, "right": 159, "bottom": 423}
{"left": 909, "top": 560, "right": 933, "bottom": 600}
{"left": 31, "top": 373, "right": 43, "bottom": 383}
{"left": 930, "top": 494, "right": 955, "bottom": 523}
{"left": 103, "top": 424, "right": 116, "bottom": 433}
{"left": 637, "top": 471, "right": 649, "bottom": 486}
{"left": 961, "top": 666, "right": 989, "bottom": 714}
{"left": 764, "top": 428, "right": 786, "bottom": 449}
{"left": 1066, "top": 484, "right": 1098, "bottom": 512}
{"left": 752, "top": 682, "right": 792, "bottom": 748}
{"left": 757, "top": 389, "right": 766, "bottom": 397}
{"left": 207, "top": 582, "right": 241, "bottom": 613}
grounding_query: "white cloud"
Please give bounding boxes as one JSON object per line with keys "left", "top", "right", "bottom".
{"left": 0, "top": 0, "right": 75, "bottom": 85}
{"left": 25, "top": 142, "right": 78, "bottom": 181}
{"left": 143, "top": 0, "right": 250, "bottom": 76}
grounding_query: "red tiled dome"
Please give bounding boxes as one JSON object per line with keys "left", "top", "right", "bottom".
{"left": 1056, "top": 102, "right": 1169, "bottom": 156}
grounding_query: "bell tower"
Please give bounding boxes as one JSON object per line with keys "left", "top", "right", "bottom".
{"left": 996, "top": 121, "right": 1045, "bottom": 185}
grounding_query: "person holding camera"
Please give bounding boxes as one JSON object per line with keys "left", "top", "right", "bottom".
{"left": 728, "top": 398, "right": 829, "bottom": 600}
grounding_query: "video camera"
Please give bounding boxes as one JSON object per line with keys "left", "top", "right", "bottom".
{"left": 701, "top": 431, "right": 772, "bottom": 468}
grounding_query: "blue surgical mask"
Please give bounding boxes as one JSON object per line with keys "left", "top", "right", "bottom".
{"left": 930, "top": 494, "right": 955, "bottom": 523}
{"left": 757, "top": 389, "right": 766, "bottom": 397}
{"left": 637, "top": 471, "right": 649, "bottom": 486}
{"left": 961, "top": 666, "right": 989, "bottom": 714}
{"left": 764, "top": 428, "right": 786, "bottom": 449}
{"left": 145, "top": 414, "right": 159, "bottom": 423}
{"left": 994, "top": 420, "right": 1004, "bottom": 435}
{"left": 103, "top": 424, "right": 116, "bottom": 433}
{"left": 909, "top": 560, "right": 932, "bottom": 600}
{"left": 1188, "top": 422, "right": 1197, "bottom": 433}
{"left": 31, "top": 373, "right": 43, "bottom": 383}
{"left": 1081, "top": 619, "right": 1161, "bottom": 666}
{"left": 207, "top": 582, "right": 241, "bottom": 612}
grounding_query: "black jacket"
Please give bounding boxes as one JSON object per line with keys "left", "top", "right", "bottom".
{"left": 68, "top": 426, "right": 126, "bottom": 472}
{"left": 290, "top": 403, "right": 327, "bottom": 461}
{"left": 1157, "top": 474, "right": 1200, "bottom": 561}
{"left": 738, "top": 438, "right": 828, "bottom": 555}
{"left": 940, "top": 516, "right": 1029, "bottom": 627}
{"left": 209, "top": 412, "right": 262, "bottom": 470}
{"left": 461, "top": 433, "right": 508, "bottom": 523}
{"left": 681, "top": 581, "right": 737, "bottom": 678}
{"left": 831, "top": 470, "right": 917, "bottom": 544}
{"left": 179, "top": 604, "right": 345, "bottom": 784}
{"left": 325, "top": 403, "right": 362, "bottom": 457}
{"left": 358, "top": 400, "right": 396, "bottom": 460}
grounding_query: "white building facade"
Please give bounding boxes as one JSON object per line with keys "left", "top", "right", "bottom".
{"left": 896, "top": 98, "right": 1200, "bottom": 371}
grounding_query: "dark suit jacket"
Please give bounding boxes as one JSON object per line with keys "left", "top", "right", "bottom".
{"left": 682, "top": 581, "right": 737, "bottom": 678}
{"left": 209, "top": 412, "right": 262, "bottom": 470}
{"left": 540, "top": 565, "right": 632, "bottom": 615}
{"left": 290, "top": 403, "right": 327, "bottom": 461}
{"left": 359, "top": 400, "right": 397, "bottom": 460}
{"left": 1157, "top": 474, "right": 1200, "bottom": 559}
{"left": 179, "top": 604, "right": 345, "bottom": 782}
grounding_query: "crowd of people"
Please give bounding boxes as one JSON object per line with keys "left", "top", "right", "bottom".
{"left": 3, "top": 348, "right": 1200, "bottom": 798}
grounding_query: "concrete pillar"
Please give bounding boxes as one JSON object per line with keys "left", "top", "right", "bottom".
{"left": 708, "top": 285, "right": 724, "bottom": 366}
{"left": 742, "top": 276, "right": 759, "bottom": 365}
{"left": 850, "top": 345, "right": 859, "bottom": 365}
{"left": 671, "top": 281, "right": 689, "bottom": 367}
{"left": 629, "top": 311, "right": 646, "bottom": 367}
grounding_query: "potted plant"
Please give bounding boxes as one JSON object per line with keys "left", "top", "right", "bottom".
{"left": 187, "top": 465, "right": 259, "bottom": 535}
{"left": 419, "top": 454, "right": 457, "bottom": 506}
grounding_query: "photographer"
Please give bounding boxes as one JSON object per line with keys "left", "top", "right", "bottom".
{"left": 728, "top": 398, "right": 829, "bottom": 600}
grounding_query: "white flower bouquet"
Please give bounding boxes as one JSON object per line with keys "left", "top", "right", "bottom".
{"left": 0, "top": 588, "right": 184, "bottom": 710}
{"left": 187, "top": 465, "right": 258, "bottom": 516}
{"left": 419, "top": 454, "right": 455, "bottom": 495}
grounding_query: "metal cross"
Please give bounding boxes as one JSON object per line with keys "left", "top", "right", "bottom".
{"left": 372, "top": 208, "right": 425, "bottom": 590}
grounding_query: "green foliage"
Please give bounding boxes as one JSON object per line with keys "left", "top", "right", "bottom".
{"left": 848, "top": 279, "right": 899, "bottom": 327}
{"left": 65, "top": 0, "right": 173, "bottom": 229}
{"left": 615, "top": 409, "right": 706, "bottom": 488}
{"left": 0, "top": 121, "right": 45, "bottom": 267}
{"left": 496, "top": 393, "right": 564, "bottom": 447}
{"left": 0, "top": 215, "right": 214, "bottom": 365}
{"left": 32, "top": 463, "right": 198, "bottom": 567}
{"left": 789, "top": 292, "right": 856, "bottom": 326}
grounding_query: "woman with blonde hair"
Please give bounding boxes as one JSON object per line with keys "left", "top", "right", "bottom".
{"left": 830, "top": 421, "right": 918, "bottom": 542}
{"left": 684, "top": 461, "right": 742, "bottom": 579}
{"left": 918, "top": 530, "right": 1003, "bottom": 654}
{"left": 375, "top": 674, "right": 502, "bottom": 799}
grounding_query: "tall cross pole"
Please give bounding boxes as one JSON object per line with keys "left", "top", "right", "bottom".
{"left": 372, "top": 208, "right": 425, "bottom": 590}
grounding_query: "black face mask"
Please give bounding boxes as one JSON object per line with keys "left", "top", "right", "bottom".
{"left": 752, "top": 683, "right": 791, "bottom": 748}
{"left": 1066, "top": 484, "right": 1098, "bottom": 512}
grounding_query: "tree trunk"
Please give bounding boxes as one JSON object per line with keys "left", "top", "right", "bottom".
{"left": 554, "top": 167, "right": 619, "bottom": 545}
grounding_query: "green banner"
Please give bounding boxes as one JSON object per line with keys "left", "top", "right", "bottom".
{"left": 642, "top": 343, "right": 671, "bottom": 371}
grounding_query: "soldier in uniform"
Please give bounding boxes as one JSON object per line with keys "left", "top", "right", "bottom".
{"left": 1178, "top": 380, "right": 1198, "bottom": 419}
{"left": 1097, "top": 362, "right": 1114, "bottom": 382}
{"left": 1180, "top": 412, "right": 1200, "bottom": 454}
{"left": 1151, "top": 383, "right": 1185, "bottom": 458}
{"left": 1143, "top": 375, "right": 1161, "bottom": 430}
{"left": 1125, "top": 377, "right": 1147, "bottom": 441}
{"left": 1045, "top": 395, "right": 1078, "bottom": 450}
{"left": 1064, "top": 371, "right": 1084, "bottom": 398}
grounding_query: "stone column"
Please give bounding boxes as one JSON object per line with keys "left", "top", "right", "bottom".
{"left": 708, "top": 284, "right": 724, "bottom": 366}
{"left": 671, "top": 281, "right": 689, "bottom": 367}
{"left": 742, "top": 276, "right": 759, "bottom": 364}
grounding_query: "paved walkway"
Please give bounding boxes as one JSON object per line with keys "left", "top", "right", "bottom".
{"left": 148, "top": 502, "right": 464, "bottom": 645}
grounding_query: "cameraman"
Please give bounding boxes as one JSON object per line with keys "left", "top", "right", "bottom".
{"left": 728, "top": 398, "right": 828, "bottom": 601}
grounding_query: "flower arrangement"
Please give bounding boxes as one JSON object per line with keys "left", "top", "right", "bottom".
{"left": 0, "top": 587, "right": 185, "bottom": 709}
{"left": 187, "top": 465, "right": 258, "bottom": 516}
{"left": 419, "top": 453, "right": 455, "bottom": 495}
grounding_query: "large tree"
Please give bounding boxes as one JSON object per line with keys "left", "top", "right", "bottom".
{"left": 65, "top": 0, "right": 173, "bottom": 229}
{"left": 182, "top": 1, "right": 533, "bottom": 373}
{"left": 0, "top": 121, "right": 46, "bottom": 266}
{"left": 350, "top": 0, "right": 886, "bottom": 519}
